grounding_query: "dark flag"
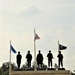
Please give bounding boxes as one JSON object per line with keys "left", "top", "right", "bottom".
{"left": 59, "top": 44, "right": 67, "bottom": 50}
{"left": 10, "top": 44, "right": 17, "bottom": 53}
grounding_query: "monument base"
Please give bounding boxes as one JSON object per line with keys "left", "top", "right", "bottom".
{"left": 36, "top": 67, "right": 46, "bottom": 70}
{"left": 25, "top": 68, "right": 34, "bottom": 71}
{"left": 11, "top": 70, "right": 71, "bottom": 75}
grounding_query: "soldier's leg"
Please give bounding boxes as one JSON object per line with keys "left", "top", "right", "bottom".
{"left": 61, "top": 60, "right": 63, "bottom": 68}
{"left": 37, "top": 62, "right": 39, "bottom": 67}
{"left": 48, "top": 60, "right": 50, "bottom": 67}
{"left": 17, "top": 62, "right": 19, "bottom": 69}
{"left": 58, "top": 60, "right": 60, "bottom": 68}
{"left": 51, "top": 60, "right": 52, "bottom": 68}
{"left": 28, "top": 61, "right": 29, "bottom": 67}
{"left": 17, "top": 63, "right": 20, "bottom": 69}
{"left": 38, "top": 64, "right": 39, "bottom": 67}
{"left": 18, "top": 63, "right": 20, "bottom": 69}
{"left": 29, "top": 61, "right": 31, "bottom": 67}
{"left": 40, "top": 62, "right": 42, "bottom": 68}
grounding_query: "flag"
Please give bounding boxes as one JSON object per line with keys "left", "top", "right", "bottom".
{"left": 34, "top": 33, "right": 40, "bottom": 41}
{"left": 59, "top": 44, "right": 67, "bottom": 50}
{"left": 10, "top": 44, "right": 17, "bottom": 53}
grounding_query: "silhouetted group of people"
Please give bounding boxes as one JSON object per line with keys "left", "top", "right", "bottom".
{"left": 16, "top": 50, "right": 63, "bottom": 69}
{"left": 16, "top": 51, "right": 32, "bottom": 69}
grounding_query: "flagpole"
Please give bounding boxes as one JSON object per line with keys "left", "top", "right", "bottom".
{"left": 9, "top": 40, "right": 11, "bottom": 75}
{"left": 58, "top": 40, "right": 59, "bottom": 52}
{"left": 34, "top": 28, "right": 36, "bottom": 71}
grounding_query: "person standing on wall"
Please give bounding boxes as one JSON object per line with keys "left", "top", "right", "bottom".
{"left": 47, "top": 50, "right": 53, "bottom": 68}
{"left": 57, "top": 51, "right": 63, "bottom": 68}
{"left": 26, "top": 51, "right": 32, "bottom": 68}
{"left": 16, "top": 51, "right": 22, "bottom": 69}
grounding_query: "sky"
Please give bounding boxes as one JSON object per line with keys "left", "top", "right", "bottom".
{"left": 0, "top": 0, "right": 75, "bottom": 72}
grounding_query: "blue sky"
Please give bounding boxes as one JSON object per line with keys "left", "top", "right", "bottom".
{"left": 0, "top": 0, "right": 75, "bottom": 72}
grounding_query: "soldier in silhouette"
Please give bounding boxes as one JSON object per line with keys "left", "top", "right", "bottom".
{"left": 57, "top": 51, "right": 63, "bottom": 68}
{"left": 36, "top": 50, "right": 43, "bottom": 68}
{"left": 47, "top": 50, "right": 53, "bottom": 68}
{"left": 16, "top": 51, "right": 22, "bottom": 69}
{"left": 26, "top": 51, "right": 32, "bottom": 68}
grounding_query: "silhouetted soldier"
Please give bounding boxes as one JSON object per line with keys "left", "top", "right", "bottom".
{"left": 57, "top": 51, "right": 63, "bottom": 68}
{"left": 16, "top": 51, "right": 22, "bottom": 69}
{"left": 47, "top": 50, "right": 53, "bottom": 68}
{"left": 36, "top": 50, "right": 43, "bottom": 68}
{"left": 26, "top": 51, "right": 32, "bottom": 68}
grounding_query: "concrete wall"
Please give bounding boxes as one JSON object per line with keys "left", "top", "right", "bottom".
{"left": 11, "top": 70, "right": 71, "bottom": 75}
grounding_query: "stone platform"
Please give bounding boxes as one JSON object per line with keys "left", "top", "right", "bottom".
{"left": 11, "top": 70, "right": 71, "bottom": 75}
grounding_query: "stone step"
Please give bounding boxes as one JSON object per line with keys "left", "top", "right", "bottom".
{"left": 11, "top": 70, "right": 71, "bottom": 75}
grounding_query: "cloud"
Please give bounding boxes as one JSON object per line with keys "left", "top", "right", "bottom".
{"left": 17, "top": 5, "right": 39, "bottom": 17}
